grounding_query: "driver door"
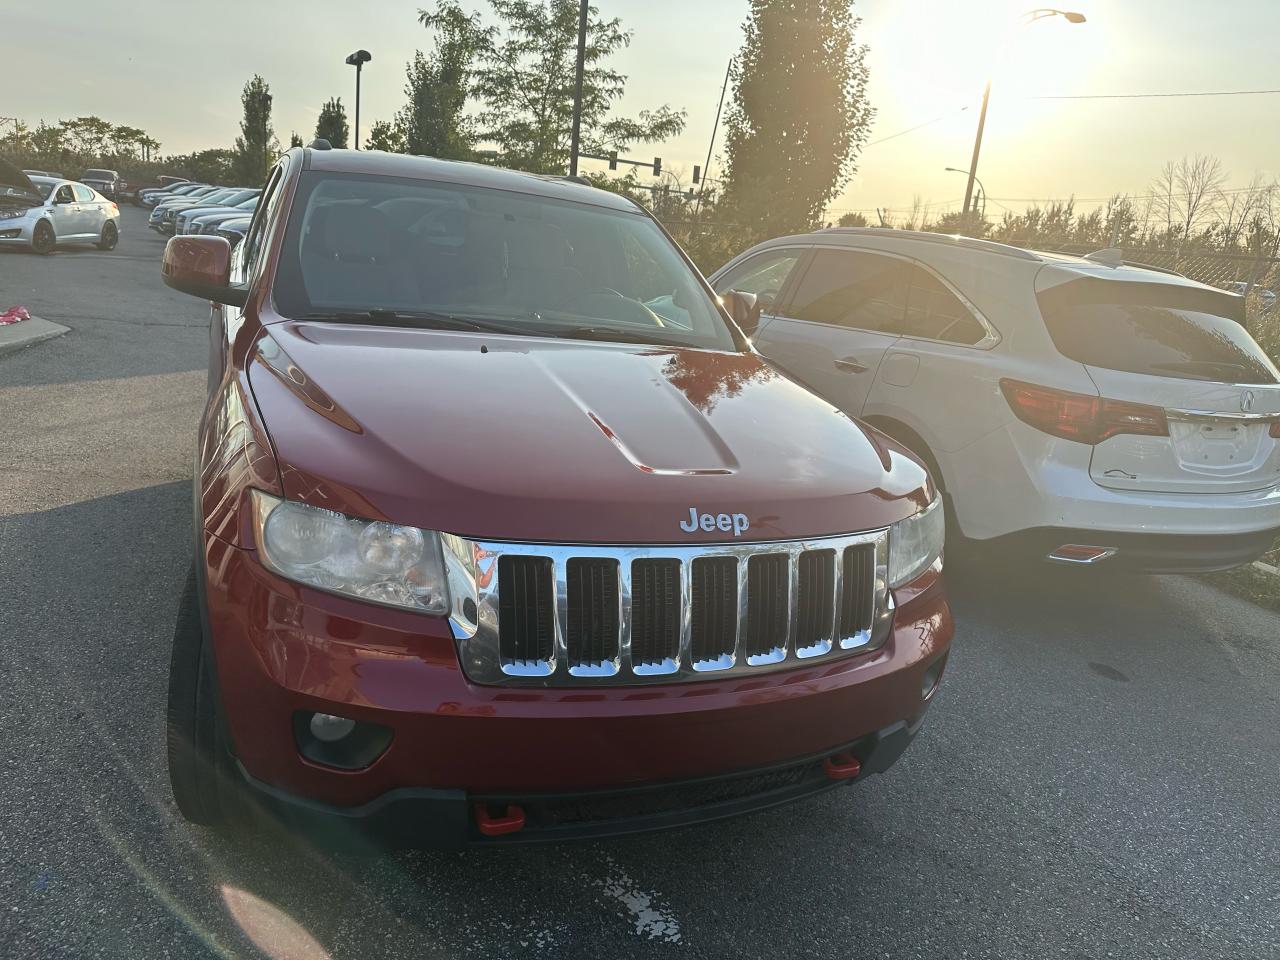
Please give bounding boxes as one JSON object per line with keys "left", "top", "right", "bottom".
{"left": 49, "top": 185, "right": 79, "bottom": 238}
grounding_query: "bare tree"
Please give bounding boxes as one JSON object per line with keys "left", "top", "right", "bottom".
{"left": 1218, "top": 173, "right": 1275, "bottom": 251}
{"left": 1150, "top": 154, "right": 1227, "bottom": 243}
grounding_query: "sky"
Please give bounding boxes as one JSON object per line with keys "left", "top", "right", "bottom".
{"left": 7, "top": 0, "right": 1280, "bottom": 222}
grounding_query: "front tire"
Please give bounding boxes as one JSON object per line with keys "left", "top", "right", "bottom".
{"left": 166, "top": 562, "right": 239, "bottom": 826}
{"left": 31, "top": 220, "right": 55, "bottom": 255}
{"left": 96, "top": 221, "right": 118, "bottom": 251}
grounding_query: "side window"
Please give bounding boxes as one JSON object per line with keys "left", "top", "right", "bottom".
{"left": 240, "top": 165, "right": 286, "bottom": 283}
{"left": 902, "top": 266, "right": 987, "bottom": 345}
{"left": 55, "top": 185, "right": 74, "bottom": 204}
{"left": 714, "top": 249, "right": 803, "bottom": 312}
{"left": 72, "top": 185, "right": 95, "bottom": 202}
{"left": 788, "top": 249, "right": 909, "bottom": 333}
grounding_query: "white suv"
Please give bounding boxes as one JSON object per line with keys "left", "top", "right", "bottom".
{"left": 710, "top": 229, "right": 1280, "bottom": 572}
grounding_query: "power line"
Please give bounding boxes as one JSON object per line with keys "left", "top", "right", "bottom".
{"left": 987, "top": 183, "right": 1273, "bottom": 204}
{"left": 864, "top": 106, "right": 971, "bottom": 147}
{"left": 1030, "top": 88, "right": 1280, "bottom": 100}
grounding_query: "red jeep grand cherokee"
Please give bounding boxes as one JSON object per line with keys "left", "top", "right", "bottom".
{"left": 160, "top": 146, "right": 952, "bottom": 847}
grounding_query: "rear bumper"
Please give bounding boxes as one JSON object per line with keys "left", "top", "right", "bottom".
{"left": 237, "top": 716, "right": 925, "bottom": 849}
{"left": 202, "top": 534, "right": 951, "bottom": 826}
{"left": 981, "top": 525, "right": 1280, "bottom": 573}
{"left": 947, "top": 423, "right": 1280, "bottom": 543}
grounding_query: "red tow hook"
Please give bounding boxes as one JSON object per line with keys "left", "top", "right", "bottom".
{"left": 474, "top": 802, "right": 526, "bottom": 837}
{"left": 823, "top": 751, "right": 862, "bottom": 781}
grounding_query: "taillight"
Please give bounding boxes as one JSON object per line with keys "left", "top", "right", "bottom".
{"left": 1270, "top": 420, "right": 1280, "bottom": 439}
{"left": 1000, "top": 379, "right": 1168, "bottom": 445}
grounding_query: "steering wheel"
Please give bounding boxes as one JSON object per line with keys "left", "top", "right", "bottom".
{"left": 575, "top": 287, "right": 667, "bottom": 327}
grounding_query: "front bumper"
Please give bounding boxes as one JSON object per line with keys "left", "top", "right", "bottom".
{"left": 237, "top": 715, "right": 925, "bottom": 849}
{"left": 202, "top": 534, "right": 951, "bottom": 836}
{"left": 0, "top": 218, "right": 36, "bottom": 245}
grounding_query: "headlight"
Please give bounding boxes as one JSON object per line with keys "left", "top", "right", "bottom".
{"left": 0, "top": 208, "right": 30, "bottom": 221}
{"left": 888, "top": 496, "right": 944, "bottom": 588}
{"left": 249, "top": 490, "right": 449, "bottom": 614}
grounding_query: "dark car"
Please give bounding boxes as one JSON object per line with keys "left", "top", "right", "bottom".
{"left": 80, "top": 168, "right": 122, "bottom": 199}
{"left": 158, "top": 147, "right": 952, "bottom": 848}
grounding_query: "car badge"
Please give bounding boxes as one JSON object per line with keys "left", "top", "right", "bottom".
{"left": 1240, "top": 390, "right": 1256, "bottom": 413}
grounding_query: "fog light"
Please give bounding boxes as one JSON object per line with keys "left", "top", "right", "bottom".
{"left": 309, "top": 712, "right": 356, "bottom": 742}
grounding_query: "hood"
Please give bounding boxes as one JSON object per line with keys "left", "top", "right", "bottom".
{"left": 0, "top": 159, "right": 40, "bottom": 206}
{"left": 247, "top": 323, "right": 931, "bottom": 544}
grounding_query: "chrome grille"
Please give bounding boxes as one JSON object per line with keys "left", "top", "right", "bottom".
{"left": 445, "top": 530, "right": 893, "bottom": 687}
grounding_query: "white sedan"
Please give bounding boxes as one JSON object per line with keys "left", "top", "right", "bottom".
{"left": 0, "top": 163, "right": 120, "bottom": 255}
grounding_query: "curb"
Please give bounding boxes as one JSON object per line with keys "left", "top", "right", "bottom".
{"left": 0, "top": 316, "right": 70, "bottom": 358}
{"left": 1253, "top": 560, "right": 1279, "bottom": 577}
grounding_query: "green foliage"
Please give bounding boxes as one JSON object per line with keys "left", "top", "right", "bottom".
{"left": 289, "top": 131, "right": 304, "bottom": 148}
{"left": 233, "top": 74, "right": 276, "bottom": 186}
{"left": 837, "top": 211, "right": 868, "bottom": 228}
{"left": 722, "top": 0, "right": 873, "bottom": 242}
{"left": 472, "top": 0, "right": 685, "bottom": 174}
{"left": 365, "top": 120, "right": 407, "bottom": 153}
{"left": 398, "top": 2, "right": 491, "bottom": 159}
{"left": 165, "top": 149, "right": 238, "bottom": 185}
{"left": 315, "top": 98, "right": 350, "bottom": 149}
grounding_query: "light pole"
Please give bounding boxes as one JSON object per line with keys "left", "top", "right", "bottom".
{"left": 945, "top": 166, "right": 986, "bottom": 220}
{"left": 961, "top": 8, "right": 1085, "bottom": 216}
{"left": 568, "top": 0, "right": 589, "bottom": 176}
{"left": 345, "top": 49, "right": 372, "bottom": 149}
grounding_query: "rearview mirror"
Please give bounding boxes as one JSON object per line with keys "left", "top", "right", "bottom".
{"left": 162, "top": 235, "right": 247, "bottom": 307}
{"left": 721, "top": 290, "right": 763, "bottom": 336}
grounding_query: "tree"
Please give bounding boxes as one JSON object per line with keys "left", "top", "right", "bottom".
{"left": 398, "top": 2, "right": 491, "bottom": 159}
{"left": 837, "top": 211, "right": 868, "bottom": 228}
{"left": 233, "top": 74, "right": 276, "bottom": 185}
{"left": 59, "top": 116, "right": 113, "bottom": 157}
{"left": 1150, "top": 154, "right": 1227, "bottom": 244}
{"left": 472, "top": 0, "right": 685, "bottom": 174}
{"left": 315, "top": 97, "right": 350, "bottom": 148}
{"left": 721, "top": 0, "right": 873, "bottom": 240}
{"left": 289, "top": 131, "right": 304, "bottom": 148}
{"left": 365, "top": 120, "right": 407, "bottom": 153}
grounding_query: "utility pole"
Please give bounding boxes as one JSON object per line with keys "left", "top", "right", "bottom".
{"left": 695, "top": 57, "right": 733, "bottom": 218}
{"left": 568, "top": 0, "right": 589, "bottom": 176}
{"left": 961, "top": 80, "right": 991, "bottom": 217}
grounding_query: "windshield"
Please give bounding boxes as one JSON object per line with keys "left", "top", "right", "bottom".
{"left": 273, "top": 172, "right": 735, "bottom": 351}
{"left": 1038, "top": 278, "right": 1279, "bottom": 384}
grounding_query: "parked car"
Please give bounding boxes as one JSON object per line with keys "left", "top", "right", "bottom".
{"left": 0, "top": 162, "right": 120, "bottom": 254}
{"left": 212, "top": 215, "right": 251, "bottom": 249}
{"left": 1226, "top": 280, "right": 1277, "bottom": 314}
{"left": 80, "top": 168, "right": 123, "bottom": 199}
{"left": 157, "top": 146, "right": 952, "bottom": 847}
{"left": 140, "top": 181, "right": 208, "bottom": 207}
{"left": 711, "top": 229, "right": 1280, "bottom": 573}
{"left": 173, "top": 189, "right": 259, "bottom": 235}
{"left": 149, "top": 186, "right": 226, "bottom": 232}
{"left": 185, "top": 196, "right": 258, "bottom": 235}
{"left": 126, "top": 174, "right": 187, "bottom": 204}
{"left": 22, "top": 168, "right": 63, "bottom": 179}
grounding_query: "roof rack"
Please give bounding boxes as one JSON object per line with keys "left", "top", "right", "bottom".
{"left": 815, "top": 227, "right": 1042, "bottom": 262}
{"left": 554, "top": 175, "right": 592, "bottom": 187}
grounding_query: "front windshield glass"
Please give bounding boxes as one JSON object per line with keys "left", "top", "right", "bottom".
{"left": 34, "top": 182, "right": 53, "bottom": 199}
{"left": 273, "top": 172, "right": 735, "bottom": 351}
{"left": 82, "top": 169, "right": 114, "bottom": 179}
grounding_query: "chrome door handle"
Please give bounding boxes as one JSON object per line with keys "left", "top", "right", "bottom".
{"left": 834, "top": 357, "right": 868, "bottom": 373}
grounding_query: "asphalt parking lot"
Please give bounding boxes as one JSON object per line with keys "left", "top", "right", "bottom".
{"left": 1, "top": 205, "right": 1278, "bottom": 960}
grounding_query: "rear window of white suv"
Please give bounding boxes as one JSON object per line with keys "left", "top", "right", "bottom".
{"left": 1037, "top": 278, "right": 1279, "bottom": 385}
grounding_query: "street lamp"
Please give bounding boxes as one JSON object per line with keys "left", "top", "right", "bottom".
{"left": 345, "top": 49, "right": 372, "bottom": 149}
{"left": 961, "top": 8, "right": 1085, "bottom": 216}
{"left": 945, "top": 167, "right": 986, "bottom": 219}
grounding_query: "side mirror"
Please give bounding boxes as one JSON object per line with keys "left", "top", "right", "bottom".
{"left": 162, "top": 235, "right": 247, "bottom": 307}
{"left": 721, "top": 289, "right": 763, "bottom": 336}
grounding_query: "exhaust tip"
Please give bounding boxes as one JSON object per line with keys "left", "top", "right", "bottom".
{"left": 1047, "top": 544, "right": 1118, "bottom": 565}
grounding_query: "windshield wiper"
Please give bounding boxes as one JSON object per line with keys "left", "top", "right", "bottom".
{"left": 297, "top": 309, "right": 528, "bottom": 336}
{"left": 556, "top": 325, "right": 682, "bottom": 346}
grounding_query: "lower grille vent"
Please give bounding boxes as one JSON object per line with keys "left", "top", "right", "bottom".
{"left": 566, "top": 558, "right": 619, "bottom": 668}
{"left": 630, "top": 559, "right": 681, "bottom": 667}
{"left": 690, "top": 557, "right": 738, "bottom": 664}
{"left": 497, "top": 556, "right": 554, "bottom": 665}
